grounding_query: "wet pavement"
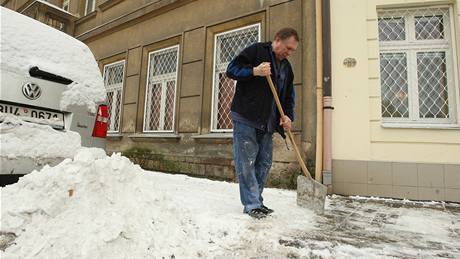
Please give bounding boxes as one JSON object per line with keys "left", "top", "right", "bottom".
{"left": 279, "top": 195, "right": 460, "bottom": 258}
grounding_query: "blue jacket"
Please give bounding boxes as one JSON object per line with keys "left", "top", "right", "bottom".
{"left": 226, "top": 42, "right": 295, "bottom": 138}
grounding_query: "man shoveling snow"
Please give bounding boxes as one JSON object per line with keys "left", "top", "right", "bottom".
{"left": 226, "top": 28, "right": 299, "bottom": 219}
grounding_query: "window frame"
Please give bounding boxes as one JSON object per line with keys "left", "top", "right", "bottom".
{"left": 142, "top": 45, "right": 180, "bottom": 133}
{"left": 210, "top": 23, "right": 261, "bottom": 133}
{"left": 377, "top": 6, "right": 459, "bottom": 126}
{"left": 62, "top": 0, "right": 70, "bottom": 11}
{"left": 102, "top": 60, "right": 126, "bottom": 134}
{"left": 84, "top": 0, "right": 96, "bottom": 15}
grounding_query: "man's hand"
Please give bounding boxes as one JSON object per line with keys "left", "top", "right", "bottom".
{"left": 253, "top": 62, "right": 271, "bottom": 77}
{"left": 279, "top": 115, "right": 292, "bottom": 131}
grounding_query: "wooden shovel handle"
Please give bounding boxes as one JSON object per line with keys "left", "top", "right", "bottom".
{"left": 265, "top": 76, "right": 313, "bottom": 180}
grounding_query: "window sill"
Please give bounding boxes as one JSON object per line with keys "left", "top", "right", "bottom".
{"left": 98, "top": 0, "right": 124, "bottom": 11}
{"left": 76, "top": 10, "right": 97, "bottom": 24}
{"left": 192, "top": 133, "right": 233, "bottom": 143}
{"left": 128, "top": 133, "right": 181, "bottom": 141}
{"left": 191, "top": 133, "right": 233, "bottom": 139}
{"left": 107, "top": 133, "right": 123, "bottom": 140}
{"left": 381, "top": 123, "right": 460, "bottom": 130}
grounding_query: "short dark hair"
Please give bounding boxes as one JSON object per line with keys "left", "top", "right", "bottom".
{"left": 274, "top": 27, "right": 299, "bottom": 42}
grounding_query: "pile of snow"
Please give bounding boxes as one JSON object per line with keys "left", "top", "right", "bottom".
{"left": 0, "top": 114, "right": 81, "bottom": 159}
{"left": 0, "top": 148, "right": 317, "bottom": 258}
{"left": 0, "top": 7, "right": 106, "bottom": 112}
{"left": 1, "top": 149, "right": 196, "bottom": 258}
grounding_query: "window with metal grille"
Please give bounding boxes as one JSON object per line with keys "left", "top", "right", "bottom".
{"left": 85, "top": 0, "right": 95, "bottom": 15}
{"left": 378, "top": 7, "right": 458, "bottom": 125}
{"left": 211, "top": 23, "right": 261, "bottom": 132}
{"left": 103, "top": 60, "right": 125, "bottom": 133}
{"left": 143, "top": 45, "right": 179, "bottom": 132}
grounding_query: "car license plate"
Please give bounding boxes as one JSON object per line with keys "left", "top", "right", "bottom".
{"left": 0, "top": 102, "right": 65, "bottom": 129}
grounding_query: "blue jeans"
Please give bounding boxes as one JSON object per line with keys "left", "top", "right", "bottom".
{"left": 233, "top": 120, "right": 273, "bottom": 213}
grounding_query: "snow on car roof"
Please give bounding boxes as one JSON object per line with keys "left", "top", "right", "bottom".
{"left": 0, "top": 7, "right": 106, "bottom": 112}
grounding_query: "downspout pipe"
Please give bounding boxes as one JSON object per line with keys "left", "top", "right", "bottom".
{"left": 321, "top": 0, "right": 333, "bottom": 189}
{"left": 314, "top": 0, "right": 324, "bottom": 184}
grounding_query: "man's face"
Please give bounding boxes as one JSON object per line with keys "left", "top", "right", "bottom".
{"left": 273, "top": 36, "right": 298, "bottom": 61}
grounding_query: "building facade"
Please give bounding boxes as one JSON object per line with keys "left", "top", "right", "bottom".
{"left": 330, "top": 0, "right": 460, "bottom": 202}
{"left": 2, "top": 0, "right": 79, "bottom": 34}
{"left": 3, "top": 0, "right": 460, "bottom": 201}
{"left": 2, "top": 0, "right": 318, "bottom": 188}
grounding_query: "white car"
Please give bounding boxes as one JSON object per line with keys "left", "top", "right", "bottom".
{"left": 0, "top": 7, "right": 109, "bottom": 179}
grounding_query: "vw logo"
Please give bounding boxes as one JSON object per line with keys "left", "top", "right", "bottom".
{"left": 22, "top": 82, "right": 42, "bottom": 100}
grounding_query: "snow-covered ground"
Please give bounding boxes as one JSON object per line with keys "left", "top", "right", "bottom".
{"left": 1, "top": 148, "right": 459, "bottom": 258}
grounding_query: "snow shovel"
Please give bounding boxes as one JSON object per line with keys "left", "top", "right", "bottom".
{"left": 266, "top": 75, "right": 327, "bottom": 214}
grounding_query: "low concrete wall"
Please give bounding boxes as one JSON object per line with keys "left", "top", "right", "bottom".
{"left": 332, "top": 159, "right": 460, "bottom": 203}
{"left": 113, "top": 133, "right": 310, "bottom": 189}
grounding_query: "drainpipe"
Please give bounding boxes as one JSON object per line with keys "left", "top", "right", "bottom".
{"left": 321, "top": 0, "right": 333, "bottom": 190}
{"left": 314, "top": 0, "right": 324, "bottom": 184}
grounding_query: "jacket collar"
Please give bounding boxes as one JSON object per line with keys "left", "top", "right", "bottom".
{"left": 262, "top": 41, "right": 272, "bottom": 48}
{"left": 264, "top": 41, "right": 289, "bottom": 64}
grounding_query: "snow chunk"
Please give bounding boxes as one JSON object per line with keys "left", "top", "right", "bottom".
{"left": 60, "top": 82, "right": 107, "bottom": 113}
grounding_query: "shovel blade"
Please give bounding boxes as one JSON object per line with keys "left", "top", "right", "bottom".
{"left": 296, "top": 175, "right": 327, "bottom": 214}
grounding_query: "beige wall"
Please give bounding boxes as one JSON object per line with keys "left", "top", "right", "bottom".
{"left": 331, "top": 0, "right": 460, "bottom": 164}
{"left": 331, "top": 0, "right": 460, "bottom": 201}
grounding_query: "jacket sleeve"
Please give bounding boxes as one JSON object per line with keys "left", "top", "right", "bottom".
{"left": 226, "top": 44, "right": 257, "bottom": 82}
{"left": 283, "top": 69, "right": 296, "bottom": 122}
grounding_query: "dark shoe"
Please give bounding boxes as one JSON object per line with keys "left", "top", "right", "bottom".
{"left": 248, "top": 208, "right": 267, "bottom": 219}
{"left": 260, "top": 205, "right": 274, "bottom": 214}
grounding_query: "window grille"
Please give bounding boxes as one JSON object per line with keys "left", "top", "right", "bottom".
{"left": 103, "top": 60, "right": 125, "bottom": 133}
{"left": 211, "top": 23, "right": 261, "bottom": 131}
{"left": 143, "top": 45, "right": 179, "bottom": 132}
{"left": 378, "top": 7, "right": 458, "bottom": 124}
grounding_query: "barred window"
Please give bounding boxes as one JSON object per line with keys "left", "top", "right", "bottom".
{"left": 378, "top": 7, "right": 458, "bottom": 124}
{"left": 211, "top": 23, "right": 261, "bottom": 132}
{"left": 103, "top": 60, "right": 125, "bottom": 133}
{"left": 143, "top": 45, "right": 179, "bottom": 132}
